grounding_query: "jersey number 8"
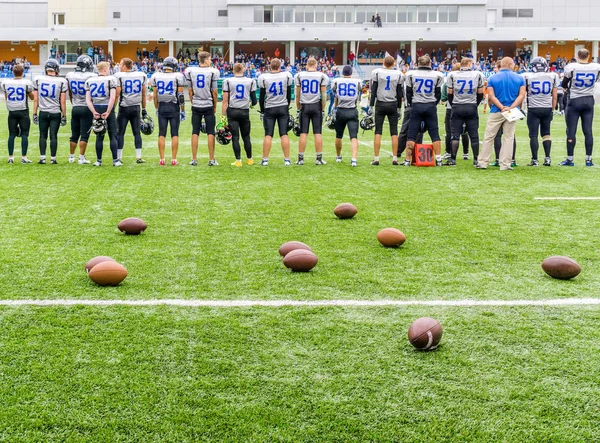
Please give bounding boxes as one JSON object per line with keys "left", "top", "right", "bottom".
{"left": 124, "top": 79, "right": 142, "bottom": 94}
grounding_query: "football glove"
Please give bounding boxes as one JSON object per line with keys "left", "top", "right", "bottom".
{"left": 60, "top": 116, "right": 67, "bottom": 127}
{"left": 259, "top": 112, "right": 264, "bottom": 122}
{"left": 142, "top": 109, "right": 148, "bottom": 118}
{"left": 33, "top": 114, "right": 39, "bottom": 125}
{"left": 180, "top": 111, "right": 186, "bottom": 121}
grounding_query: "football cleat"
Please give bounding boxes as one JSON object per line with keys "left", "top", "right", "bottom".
{"left": 586, "top": 160, "right": 594, "bottom": 167}
{"left": 232, "top": 160, "right": 242, "bottom": 167}
{"left": 442, "top": 152, "right": 452, "bottom": 160}
{"left": 260, "top": 159, "right": 269, "bottom": 166}
{"left": 335, "top": 156, "right": 342, "bottom": 163}
{"left": 315, "top": 158, "right": 327, "bottom": 165}
{"left": 246, "top": 159, "right": 254, "bottom": 165}
{"left": 528, "top": 160, "right": 539, "bottom": 166}
{"left": 392, "top": 160, "right": 399, "bottom": 165}
{"left": 402, "top": 160, "right": 411, "bottom": 166}
{"left": 159, "top": 159, "right": 166, "bottom": 166}
{"left": 190, "top": 160, "right": 198, "bottom": 166}
{"left": 50, "top": 159, "right": 58, "bottom": 164}
{"left": 93, "top": 161, "right": 102, "bottom": 166}
{"left": 463, "top": 153, "right": 469, "bottom": 160}
{"left": 436, "top": 159, "right": 443, "bottom": 167}
{"left": 136, "top": 158, "right": 146, "bottom": 164}
{"left": 443, "top": 159, "right": 457, "bottom": 166}
{"left": 78, "top": 157, "right": 90, "bottom": 164}
{"left": 68, "top": 156, "right": 75, "bottom": 163}
{"left": 208, "top": 160, "right": 219, "bottom": 166}
{"left": 113, "top": 160, "right": 123, "bottom": 167}
{"left": 543, "top": 158, "right": 551, "bottom": 166}
{"left": 171, "top": 160, "right": 179, "bottom": 166}
{"left": 296, "top": 159, "right": 304, "bottom": 165}
{"left": 370, "top": 160, "right": 379, "bottom": 166}
{"left": 490, "top": 160, "right": 499, "bottom": 167}
{"left": 8, "top": 158, "right": 14, "bottom": 164}
{"left": 560, "top": 159, "right": 574, "bottom": 166}
{"left": 511, "top": 161, "right": 518, "bottom": 167}
{"left": 351, "top": 160, "right": 357, "bottom": 167}
{"left": 21, "top": 158, "right": 31, "bottom": 164}
{"left": 284, "top": 159, "right": 292, "bottom": 166}
{"left": 38, "top": 159, "right": 46, "bottom": 164}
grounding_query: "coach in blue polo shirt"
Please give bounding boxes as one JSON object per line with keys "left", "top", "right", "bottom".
{"left": 477, "top": 57, "right": 526, "bottom": 170}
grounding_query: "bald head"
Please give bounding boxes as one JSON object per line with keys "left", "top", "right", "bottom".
{"left": 500, "top": 57, "right": 514, "bottom": 69}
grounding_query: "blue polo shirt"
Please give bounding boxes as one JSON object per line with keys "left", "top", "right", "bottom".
{"left": 488, "top": 68, "right": 525, "bottom": 113}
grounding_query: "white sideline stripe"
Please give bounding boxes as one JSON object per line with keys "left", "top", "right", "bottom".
{"left": 0, "top": 298, "right": 599, "bottom": 307}
{"left": 535, "top": 197, "right": 600, "bottom": 200}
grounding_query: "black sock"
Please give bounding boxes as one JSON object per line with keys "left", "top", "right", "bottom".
{"left": 542, "top": 140, "right": 551, "bottom": 158}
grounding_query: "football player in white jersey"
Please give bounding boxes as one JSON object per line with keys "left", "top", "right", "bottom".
{"left": 258, "top": 58, "right": 294, "bottom": 166}
{"left": 149, "top": 56, "right": 186, "bottom": 165}
{"left": 222, "top": 63, "right": 257, "bottom": 166}
{"left": 331, "top": 65, "right": 362, "bottom": 166}
{"left": 0, "top": 64, "right": 34, "bottom": 163}
{"left": 523, "top": 57, "right": 558, "bottom": 166}
{"left": 370, "top": 56, "right": 404, "bottom": 165}
{"left": 66, "top": 55, "right": 96, "bottom": 164}
{"left": 185, "top": 51, "right": 220, "bottom": 166}
{"left": 85, "top": 62, "right": 120, "bottom": 166}
{"left": 115, "top": 58, "right": 148, "bottom": 163}
{"left": 32, "top": 59, "right": 67, "bottom": 164}
{"left": 403, "top": 55, "right": 445, "bottom": 166}
{"left": 561, "top": 48, "right": 600, "bottom": 166}
{"left": 294, "top": 57, "right": 329, "bottom": 165}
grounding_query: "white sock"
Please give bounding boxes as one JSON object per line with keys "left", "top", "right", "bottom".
{"left": 40, "top": 155, "right": 46, "bottom": 160}
{"left": 373, "top": 156, "right": 379, "bottom": 162}
{"left": 79, "top": 154, "right": 85, "bottom": 160}
{"left": 117, "top": 149, "right": 123, "bottom": 159}
{"left": 135, "top": 149, "right": 142, "bottom": 158}
{"left": 69, "top": 154, "right": 74, "bottom": 158}
{"left": 352, "top": 158, "right": 357, "bottom": 162}
{"left": 393, "top": 156, "right": 398, "bottom": 161}
{"left": 436, "top": 155, "right": 442, "bottom": 161}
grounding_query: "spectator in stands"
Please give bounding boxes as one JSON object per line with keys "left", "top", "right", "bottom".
{"left": 153, "top": 47, "right": 159, "bottom": 61}
{"left": 50, "top": 47, "right": 57, "bottom": 59}
{"left": 87, "top": 46, "right": 94, "bottom": 58}
{"left": 136, "top": 48, "right": 141, "bottom": 61}
{"left": 274, "top": 48, "right": 281, "bottom": 59}
{"left": 93, "top": 46, "right": 99, "bottom": 64}
{"left": 348, "top": 51, "right": 355, "bottom": 64}
{"left": 330, "top": 47, "right": 335, "bottom": 59}
{"left": 376, "top": 14, "right": 382, "bottom": 27}
{"left": 498, "top": 47, "right": 503, "bottom": 58}
{"left": 77, "top": 46, "right": 82, "bottom": 57}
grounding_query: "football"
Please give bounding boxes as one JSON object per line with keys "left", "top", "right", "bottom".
{"left": 278, "top": 241, "right": 313, "bottom": 257}
{"left": 118, "top": 217, "right": 147, "bottom": 235}
{"left": 85, "top": 256, "right": 116, "bottom": 273}
{"left": 377, "top": 228, "right": 406, "bottom": 247}
{"left": 541, "top": 256, "right": 581, "bottom": 280}
{"left": 408, "top": 317, "right": 443, "bottom": 351}
{"left": 333, "top": 203, "right": 358, "bottom": 219}
{"left": 88, "top": 261, "right": 128, "bottom": 286}
{"left": 282, "top": 249, "right": 319, "bottom": 272}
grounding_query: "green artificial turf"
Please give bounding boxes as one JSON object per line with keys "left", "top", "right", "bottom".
{"left": 0, "top": 102, "right": 599, "bottom": 441}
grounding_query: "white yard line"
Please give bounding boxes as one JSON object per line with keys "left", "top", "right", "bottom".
{"left": 535, "top": 197, "right": 600, "bottom": 200}
{"left": 0, "top": 298, "right": 599, "bottom": 307}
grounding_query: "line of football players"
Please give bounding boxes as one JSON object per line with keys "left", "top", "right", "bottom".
{"left": 1, "top": 50, "right": 599, "bottom": 167}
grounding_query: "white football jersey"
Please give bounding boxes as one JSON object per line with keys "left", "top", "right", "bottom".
{"left": 447, "top": 69, "right": 485, "bottom": 105}
{"left": 258, "top": 71, "right": 293, "bottom": 109}
{"left": 523, "top": 72, "right": 559, "bottom": 109}
{"left": 0, "top": 78, "right": 34, "bottom": 112}
{"left": 405, "top": 69, "right": 444, "bottom": 104}
{"left": 564, "top": 62, "right": 600, "bottom": 100}
{"left": 294, "top": 71, "right": 329, "bottom": 105}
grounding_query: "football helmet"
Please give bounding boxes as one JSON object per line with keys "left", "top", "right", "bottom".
{"left": 91, "top": 118, "right": 107, "bottom": 136}
{"left": 530, "top": 56, "right": 549, "bottom": 73}
{"left": 140, "top": 114, "right": 154, "bottom": 135}
{"left": 287, "top": 115, "right": 295, "bottom": 131}
{"left": 45, "top": 58, "right": 60, "bottom": 75}
{"left": 163, "top": 56, "right": 178, "bottom": 71}
{"left": 292, "top": 113, "right": 301, "bottom": 137}
{"left": 216, "top": 121, "right": 232, "bottom": 145}
{"left": 359, "top": 113, "right": 375, "bottom": 131}
{"left": 76, "top": 55, "right": 94, "bottom": 73}
{"left": 326, "top": 113, "right": 336, "bottom": 130}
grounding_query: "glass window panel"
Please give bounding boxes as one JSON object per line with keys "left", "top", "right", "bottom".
{"left": 407, "top": 6, "right": 416, "bottom": 23}
{"left": 386, "top": 6, "right": 396, "bottom": 23}
{"left": 336, "top": 6, "right": 345, "bottom": 23}
{"left": 438, "top": 6, "right": 448, "bottom": 23}
{"left": 367, "top": 9, "right": 376, "bottom": 23}
{"left": 418, "top": 6, "right": 427, "bottom": 23}
{"left": 346, "top": 9, "right": 353, "bottom": 23}
{"left": 315, "top": 6, "right": 325, "bottom": 22}
{"left": 254, "top": 7, "right": 263, "bottom": 23}
{"left": 428, "top": 6, "right": 437, "bottom": 23}
{"left": 325, "top": 6, "right": 334, "bottom": 22}
{"left": 518, "top": 9, "right": 533, "bottom": 17}
{"left": 356, "top": 7, "right": 366, "bottom": 23}
{"left": 274, "top": 7, "right": 284, "bottom": 23}
{"left": 284, "top": 7, "right": 293, "bottom": 22}
{"left": 305, "top": 6, "right": 314, "bottom": 23}
{"left": 295, "top": 6, "right": 304, "bottom": 23}
{"left": 398, "top": 6, "right": 407, "bottom": 23}
{"left": 449, "top": 6, "right": 458, "bottom": 22}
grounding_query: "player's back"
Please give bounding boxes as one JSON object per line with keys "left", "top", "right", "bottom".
{"left": 524, "top": 72, "right": 558, "bottom": 108}
{"left": 406, "top": 69, "right": 444, "bottom": 104}
{"left": 66, "top": 71, "right": 97, "bottom": 107}
{"left": 1, "top": 77, "right": 33, "bottom": 111}
{"left": 295, "top": 71, "right": 328, "bottom": 104}
{"left": 448, "top": 70, "right": 484, "bottom": 105}
{"left": 371, "top": 68, "right": 403, "bottom": 103}
{"left": 115, "top": 71, "right": 147, "bottom": 107}
{"left": 332, "top": 77, "right": 361, "bottom": 109}
{"left": 564, "top": 62, "right": 600, "bottom": 99}
{"left": 33, "top": 75, "right": 67, "bottom": 112}
{"left": 258, "top": 71, "right": 293, "bottom": 108}
{"left": 151, "top": 71, "right": 184, "bottom": 103}
{"left": 223, "top": 76, "right": 256, "bottom": 109}
{"left": 186, "top": 67, "right": 220, "bottom": 108}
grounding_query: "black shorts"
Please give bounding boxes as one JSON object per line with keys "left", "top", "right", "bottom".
{"left": 299, "top": 103, "right": 323, "bottom": 135}
{"left": 70, "top": 106, "right": 94, "bottom": 143}
{"left": 527, "top": 107, "right": 553, "bottom": 138}
{"left": 334, "top": 108, "right": 359, "bottom": 139}
{"left": 407, "top": 102, "right": 440, "bottom": 143}
{"left": 8, "top": 110, "right": 30, "bottom": 138}
{"left": 117, "top": 105, "right": 141, "bottom": 137}
{"left": 192, "top": 106, "right": 216, "bottom": 136}
{"left": 263, "top": 105, "right": 289, "bottom": 137}
{"left": 450, "top": 104, "right": 478, "bottom": 140}
{"left": 158, "top": 102, "right": 180, "bottom": 138}
{"left": 374, "top": 101, "right": 399, "bottom": 136}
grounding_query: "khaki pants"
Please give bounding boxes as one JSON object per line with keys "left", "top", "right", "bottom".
{"left": 478, "top": 112, "right": 517, "bottom": 170}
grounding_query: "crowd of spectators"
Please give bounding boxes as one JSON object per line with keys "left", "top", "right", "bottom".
{"left": 0, "top": 58, "right": 31, "bottom": 77}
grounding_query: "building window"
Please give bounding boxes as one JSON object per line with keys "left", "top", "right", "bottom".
{"left": 218, "top": 10, "right": 228, "bottom": 17}
{"left": 315, "top": 6, "right": 325, "bottom": 23}
{"left": 502, "top": 9, "right": 518, "bottom": 18}
{"left": 438, "top": 6, "right": 448, "bottom": 22}
{"left": 418, "top": 6, "right": 427, "bottom": 23}
{"left": 295, "top": 6, "right": 304, "bottom": 23}
{"left": 254, "top": 6, "right": 264, "bottom": 23}
{"left": 304, "top": 6, "right": 314, "bottom": 23}
{"left": 448, "top": 6, "right": 458, "bottom": 22}
{"left": 325, "top": 6, "right": 334, "bottom": 23}
{"left": 428, "top": 6, "right": 437, "bottom": 22}
{"left": 385, "top": 6, "right": 396, "bottom": 23}
{"left": 518, "top": 9, "right": 533, "bottom": 17}
{"left": 336, "top": 6, "right": 346, "bottom": 23}
{"left": 52, "top": 13, "right": 65, "bottom": 26}
{"left": 113, "top": 11, "right": 121, "bottom": 19}
{"left": 356, "top": 6, "right": 366, "bottom": 23}
{"left": 263, "top": 6, "right": 272, "bottom": 23}
{"left": 274, "top": 6, "right": 284, "bottom": 23}
{"left": 284, "top": 7, "right": 293, "bottom": 22}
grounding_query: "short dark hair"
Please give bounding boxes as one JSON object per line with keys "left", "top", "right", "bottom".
{"left": 13, "top": 64, "right": 24, "bottom": 77}
{"left": 121, "top": 58, "right": 133, "bottom": 70}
